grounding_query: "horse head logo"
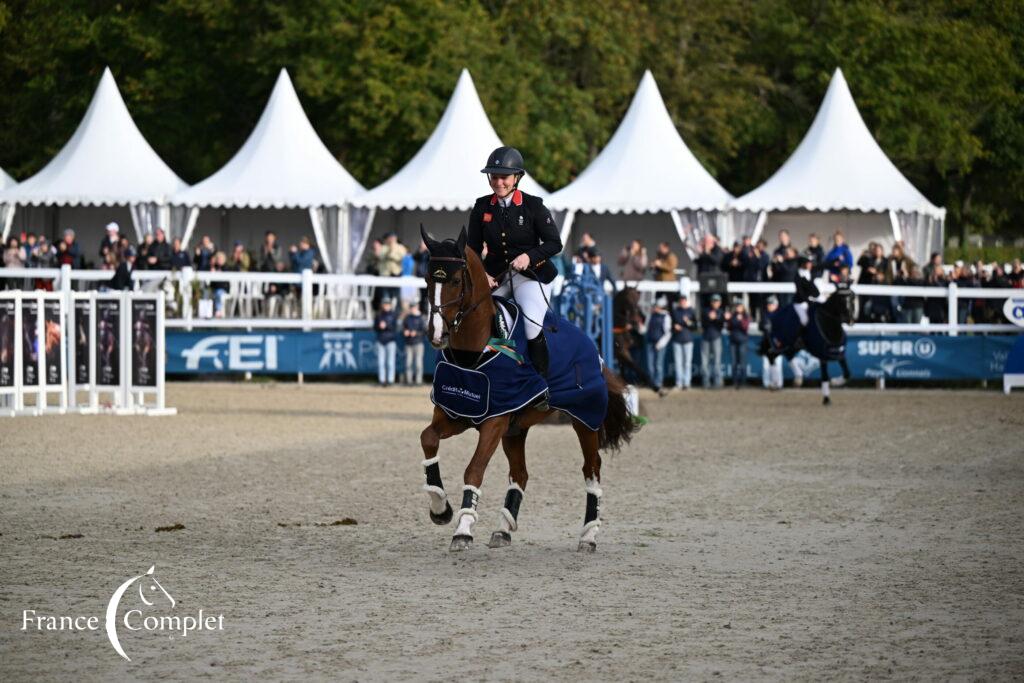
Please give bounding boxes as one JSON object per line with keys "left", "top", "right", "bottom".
{"left": 105, "top": 565, "right": 174, "bottom": 662}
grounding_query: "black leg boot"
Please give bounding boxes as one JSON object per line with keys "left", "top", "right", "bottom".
{"left": 528, "top": 332, "right": 549, "bottom": 377}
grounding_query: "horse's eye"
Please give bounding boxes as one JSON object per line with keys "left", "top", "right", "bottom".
{"left": 452, "top": 278, "right": 461, "bottom": 286}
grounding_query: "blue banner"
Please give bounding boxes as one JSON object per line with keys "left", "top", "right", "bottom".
{"left": 167, "top": 329, "right": 1021, "bottom": 381}
{"left": 166, "top": 330, "right": 437, "bottom": 375}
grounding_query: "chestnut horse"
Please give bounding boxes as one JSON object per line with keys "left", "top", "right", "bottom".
{"left": 419, "top": 227, "right": 636, "bottom": 552}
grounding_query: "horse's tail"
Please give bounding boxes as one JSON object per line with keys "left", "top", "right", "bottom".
{"left": 598, "top": 367, "right": 638, "bottom": 452}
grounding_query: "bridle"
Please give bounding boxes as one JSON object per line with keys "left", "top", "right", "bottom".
{"left": 426, "top": 256, "right": 486, "bottom": 336}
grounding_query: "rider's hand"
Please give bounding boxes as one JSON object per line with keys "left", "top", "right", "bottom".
{"left": 511, "top": 254, "right": 530, "bottom": 272}
{"left": 487, "top": 273, "right": 498, "bottom": 289}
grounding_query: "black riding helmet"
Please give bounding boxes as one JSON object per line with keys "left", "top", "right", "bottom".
{"left": 481, "top": 146, "right": 526, "bottom": 175}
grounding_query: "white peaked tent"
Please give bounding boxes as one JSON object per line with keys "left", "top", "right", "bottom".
{"left": 349, "top": 69, "right": 546, "bottom": 273}
{"left": 0, "top": 67, "right": 187, "bottom": 245}
{"left": 730, "top": 68, "right": 945, "bottom": 265}
{"left": 171, "top": 69, "right": 364, "bottom": 272}
{"left": 548, "top": 70, "right": 734, "bottom": 265}
{"left": 0, "top": 167, "right": 15, "bottom": 190}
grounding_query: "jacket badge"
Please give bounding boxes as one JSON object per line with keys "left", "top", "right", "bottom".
{"left": 518, "top": 215, "right": 524, "bottom": 226}
{"left": 482, "top": 213, "right": 492, "bottom": 223}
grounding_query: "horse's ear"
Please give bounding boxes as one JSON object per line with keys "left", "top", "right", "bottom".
{"left": 420, "top": 224, "right": 438, "bottom": 251}
{"left": 456, "top": 226, "right": 467, "bottom": 254}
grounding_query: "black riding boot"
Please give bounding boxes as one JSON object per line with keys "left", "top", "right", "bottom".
{"left": 528, "top": 332, "right": 550, "bottom": 377}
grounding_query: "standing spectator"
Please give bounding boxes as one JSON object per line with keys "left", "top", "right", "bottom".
{"left": 617, "top": 239, "right": 648, "bottom": 282}
{"left": 375, "top": 297, "right": 398, "bottom": 387}
{"left": 1009, "top": 259, "right": 1023, "bottom": 288}
{"left": 724, "top": 241, "right": 745, "bottom": 284}
{"left": 3, "top": 236, "right": 24, "bottom": 289}
{"left": 60, "top": 229, "right": 82, "bottom": 269}
{"left": 924, "top": 263, "right": 948, "bottom": 323}
{"left": 644, "top": 296, "right": 671, "bottom": 396}
{"left": 584, "top": 247, "right": 617, "bottom": 292}
{"left": 99, "top": 223, "right": 120, "bottom": 264}
{"left": 896, "top": 265, "right": 926, "bottom": 324}
{"left": 576, "top": 231, "right": 597, "bottom": 262}
{"left": 109, "top": 248, "right": 137, "bottom": 290}
{"left": 228, "top": 241, "right": 251, "bottom": 272}
{"left": 651, "top": 241, "right": 678, "bottom": 287}
{"left": 824, "top": 231, "right": 854, "bottom": 276}
{"left": 726, "top": 301, "right": 750, "bottom": 389}
{"left": 772, "top": 246, "right": 798, "bottom": 306}
{"left": 983, "top": 262, "right": 1010, "bottom": 324}
{"left": 258, "top": 231, "right": 281, "bottom": 272}
{"left": 670, "top": 294, "right": 697, "bottom": 390}
{"left": 701, "top": 293, "right": 725, "bottom": 389}
{"left": 146, "top": 228, "right": 172, "bottom": 270}
{"left": 170, "top": 238, "right": 190, "bottom": 269}
{"left": 954, "top": 260, "right": 978, "bottom": 324}
{"left": 290, "top": 236, "right": 316, "bottom": 272}
{"left": 857, "top": 243, "right": 889, "bottom": 322}
{"left": 694, "top": 234, "right": 724, "bottom": 275}
{"left": 376, "top": 232, "right": 406, "bottom": 303}
{"left": 922, "top": 252, "right": 944, "bottom": 280}
{"left": 137, "top": 233, "right": 155, "bottom": 270}
{"left": 32, "top": 236, "right": 57, "bottom": 291}
{"left": 773, "top": 229, "right": 792, "bottom": 260}
{"left": 760, "top": 296, "right": 783, "bottom": 390}
{"left": 412, "top": 240, "right": 431, "bottom": 279}
{"left": 209, "top": 251, "right": 230, "bottom": 317}
{"left": 803, "top": 234, "right": 825, "bottom": 278}
{"left": 194, "top": 235, "right": 215, "bottom": 271}
{"left": 402, "top": 301, "right": 426, "bottom": 385}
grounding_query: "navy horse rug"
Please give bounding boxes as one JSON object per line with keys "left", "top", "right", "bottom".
{"left": 431, "top": 296, "right": 608, "bottom": 431}
{"left": 766, "top": 302, "right": 846, "bottom": 361}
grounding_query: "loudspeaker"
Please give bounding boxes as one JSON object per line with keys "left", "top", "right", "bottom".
{"left": 698, "top": 271, "right": 729, "bottom": 295}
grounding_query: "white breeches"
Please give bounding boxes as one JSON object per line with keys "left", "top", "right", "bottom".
{"left": 493, "top": 272, "right": 551, "bottom": 339}
{"left": 794, "top": 301, "right": 809, "bottom": 326}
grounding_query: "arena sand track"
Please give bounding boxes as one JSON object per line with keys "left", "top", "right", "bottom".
{"left": 1, "top": 383, "right": 1022, "bottom": 681}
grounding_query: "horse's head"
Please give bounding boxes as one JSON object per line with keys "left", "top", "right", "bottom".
{"left": 137, "top": 565, "right": 175, "bottom": 609}
{"left": 420, "top": 225, "right": 480, "bottom": 349}
{"left": 825, "top": 284, "right": 856, "bottom": 325}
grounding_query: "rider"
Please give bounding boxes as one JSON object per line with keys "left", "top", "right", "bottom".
{"left": 792, "top": 255, "right": 820, "bottom": 328}
{"left": 467, "top": 146, "right": 562, "bottom": 376}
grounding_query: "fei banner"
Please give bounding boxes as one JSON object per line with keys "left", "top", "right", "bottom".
{"left": 166, "top": 329, "right": 1019, "bottom": 381}
{"left": 167, "top": 330, "right": 437, "bottom": 375}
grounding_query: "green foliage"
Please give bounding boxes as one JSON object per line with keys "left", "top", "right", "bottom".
{"left": 0, "top": 0, "right": 1020, "bottom": 239}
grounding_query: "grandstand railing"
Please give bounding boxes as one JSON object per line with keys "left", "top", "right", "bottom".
{"left": 1, "top": 265, "right": 1020, "bottom": 335}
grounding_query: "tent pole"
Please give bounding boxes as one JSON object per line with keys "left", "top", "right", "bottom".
{"left": 180, "top": 207, "right": 200, "bottom": 250}
{"left": 559, "top": 209, "right": 576, "bottom": 246}
{"left": 0, "top": 203, "right": 16, "bottom": 242}
{"left": 308, "top": 206, "right": 333, "bottom": 273}
{"left": 750, "top": 211, "right": 767, "bottom": 243}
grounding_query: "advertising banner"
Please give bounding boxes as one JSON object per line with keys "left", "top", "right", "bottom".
{"left": 131, "top": 299, "right": 158, "bottom": 387}
{"left": 43, "top": 300, "right": 62, "bottom": 385}
{"left": 74, "top": 299, "right": 91, "bottom": 384}
{"left": 21, "top": 299, "right": 38, "bottom": 386}
{"left": 0, "top": 299, "right": 14, "bottom": 387}
{"left": 95, "top": 299, "right": 121, "bottom": 387}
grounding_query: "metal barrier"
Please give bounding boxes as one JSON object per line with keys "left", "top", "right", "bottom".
{"left": 1, "top": 265, "right": 1020, "bottom": 335}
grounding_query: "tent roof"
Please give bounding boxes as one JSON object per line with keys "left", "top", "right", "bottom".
{"left": 353, "top": 69, "right": 545, "bottom": 212}
{"left": 172, "top": 69, "right": 363, "bottom": 209}
{"left": 547, "top": 70, "right": 732, "bottom": 214}
{"left": 0, "top": 68, "right": 187, "bottom": 207}
{"left": 0, "top": 167, "right": 15, "bottom": 190}
{"left": 732, "top": 68, "right": 945, "bottom": 219}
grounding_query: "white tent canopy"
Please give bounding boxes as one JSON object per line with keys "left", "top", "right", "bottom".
{"left": 547, "top": 70, "right": 734, "bottom": 266}
{"left": 171, "top": 69, "right": 364, "bottom": 272}
{"left": 0, "top": 167, "right": 15, "bottom": 190}
{"left": 731, "top": 68, "right": 945, "bottom": 264}
{"left": 348, "top": 69, "right": 546, "bottom": 273}
{"left": 0, "top": 67, "right": 187, "bottom": 243}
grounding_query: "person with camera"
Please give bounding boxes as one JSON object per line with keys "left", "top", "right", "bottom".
{"left": 618, "top": 238, "right": 648, "bottom": 282}
{"left": 701, "top": 293, "right": 726, "bottom": 388}
{"left": 726, "top": 300, "right": 751, "bottom": 389}
{"left": 670, "top": 294, "right": 697, "bottom": 390}
{"left": 644, "top": 296, "right": 672, "bottom": 396}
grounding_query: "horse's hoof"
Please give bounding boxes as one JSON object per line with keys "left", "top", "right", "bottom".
{"left": 449, "top": 534, "right": 473, "bottom": 552}
{"left": 823, "top": 396, "right": 831, "bottom": 406}
{"left": 577, "top": 541, "right": 597, "bottom": 553}
{"left": 430, "top": 501, "right": 453, "bottom": 525}
{"left": 487, "top": 531, "right": 512, "bottom": 548}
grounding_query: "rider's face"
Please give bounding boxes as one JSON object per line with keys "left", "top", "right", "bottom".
{"left": 488, "top": 173, "right": 516, "bottom": 198}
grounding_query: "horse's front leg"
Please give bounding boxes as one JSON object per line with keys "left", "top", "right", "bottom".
{"left": 486, "top": 407, "right": 549, "bottom": 549}
{"left": 421, "top": 407, "right": 470, "bottom": 525}
{"left": 451, "top": 414, "right": 510, "bottom": 552}
{"left": 820, "top": 361, "right": 831, "bottom": 405}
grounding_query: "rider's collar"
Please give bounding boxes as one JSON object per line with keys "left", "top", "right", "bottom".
{"left": 490, "top": 190, "right": 523, "bottom": 207}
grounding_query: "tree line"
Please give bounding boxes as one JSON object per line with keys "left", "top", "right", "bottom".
{"left": 1, "top": 0, "right": 1021, "bottom": 242}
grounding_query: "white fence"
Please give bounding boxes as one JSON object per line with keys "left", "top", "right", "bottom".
{"left": 1, "top": 265, "right": 1020, "bottom": 336}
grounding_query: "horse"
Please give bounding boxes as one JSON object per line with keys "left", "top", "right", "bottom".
{"left": 761, "top": 285, "right": 856, "bottom": 405}
{"left": 612, "top": 287, "right": 652, "bottom": 387}
{"left": 419, "top": 226, "right": 637, "bottom": 553}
